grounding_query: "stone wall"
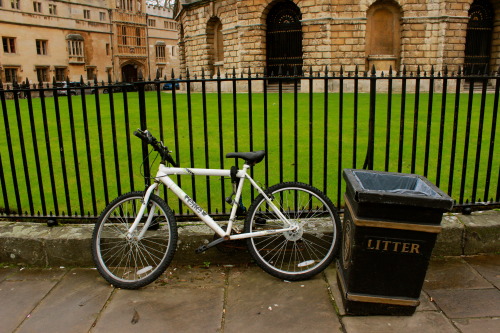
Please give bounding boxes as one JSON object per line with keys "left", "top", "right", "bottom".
{"left": 177, "top": 0, "right": 500, "bottom": 91}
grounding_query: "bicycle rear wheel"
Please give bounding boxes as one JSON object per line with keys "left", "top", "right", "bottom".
{"left": 92, "top": 191, "right": 177, "bottom": 289}
{"left": 244, "top": 182, "right": 341, "bottom": 281}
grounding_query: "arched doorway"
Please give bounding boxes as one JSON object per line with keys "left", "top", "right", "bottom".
{"left": 121, "top": 64, "right": 138, "bottom": 82}
{"left": 266, "top": 1, "right": 302, "bottom": 77}
{"left": 464, "top": 0, "right": 494, "bottom": 74}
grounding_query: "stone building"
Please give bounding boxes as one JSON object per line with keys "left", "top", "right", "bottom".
{"left": 174, "top": 0, "right": 500, "bottom": 83}
{"left": 0, "top": 0, "right": 179, "bottom": 85}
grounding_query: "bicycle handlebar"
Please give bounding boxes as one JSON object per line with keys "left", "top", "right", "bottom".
{"left": 134, "top": 129, "right": 178, "bottom": 167}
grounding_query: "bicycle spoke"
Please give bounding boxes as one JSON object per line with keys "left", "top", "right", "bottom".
{"left": 245, "top": 183, "right": 340, "bottom": 280}
{"left": 92, "top": 192, "right": 177, "bottom": 289}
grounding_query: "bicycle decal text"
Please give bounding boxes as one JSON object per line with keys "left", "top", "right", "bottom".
{"left": 185, "top": 194, "right": 208, "bottom": 216}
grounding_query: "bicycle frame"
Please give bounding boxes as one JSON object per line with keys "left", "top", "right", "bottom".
{"left": 127, "top": 163, "right": 296, "bottom": 241}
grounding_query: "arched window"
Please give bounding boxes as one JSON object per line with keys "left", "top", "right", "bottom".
{"left": 366, "top": 0, "right": 401, "bottom": 71}
{"left": 207, "top": 17, "right": 224, "bottom": 75}
{"left": 214, "top": 20, "right": 224, "bottom": 62}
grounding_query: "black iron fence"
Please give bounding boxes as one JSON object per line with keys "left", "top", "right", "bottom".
{"left": 0, "top": 66, "right": 499, "bottom": 222}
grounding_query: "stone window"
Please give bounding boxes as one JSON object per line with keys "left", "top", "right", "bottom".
{"left": 4, "top": 67, "right": 18, "bottom": 83}
{"left": 84, "top": 9, "right": 90, "bottom": 19}
{"left": 155, "top": 43, "right": 166, "bottom": 62}
{"left": 2, "top": 37, "right": 16, "bottom": 53}
{"left": 86, "top": 67, "right": 96, "bottom": 81}
{"left": 121, "top": 26, "right": 127, "bottom": 45}
{"left": 49, "top": 4, "right": 56, "bottom": 15}
{"left": 118, "top": 0, "right": 133, "bottom": 11}
{"left": 36, "top": 66, "right": 49, "bottom": 82}
{"left": 67, "top": 34, "right": 85, "bottom": 63}
{"left": 148, "top": 19, "right": 156, "bottom": 27}
{"left": 11, "top": 0, "right": 19, "bottom": 10}
{"left": 135, "top": 27, "right": 141, "bottom": 46}
{"left": 55, "top": 67, "right": 66, "bottom": 81}
{"left": 36, "top": 39, "right": 47, "bottom": 55}
{"left": 33, "top": 1, "right": 41, "bottom": 13}
{"left": 366, "top": 0, "right": 401, "bottom": 71}
{"left": 100, "top": 12, "right": 106, "bottom": 21}
{"left": 164, "top": 21, "right": 176, "bottom": 30}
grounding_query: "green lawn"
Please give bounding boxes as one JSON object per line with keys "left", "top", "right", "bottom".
{"left": 0, "top": 89, "right": 498, "bottom": 218}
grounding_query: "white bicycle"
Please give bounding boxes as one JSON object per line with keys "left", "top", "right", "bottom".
{"left": 92, "top": 129, "right": 341, "bottom": 289}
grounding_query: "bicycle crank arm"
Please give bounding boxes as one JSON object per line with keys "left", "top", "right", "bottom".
{"left": 195, "top": 237, "right": 226, "bottom": 254}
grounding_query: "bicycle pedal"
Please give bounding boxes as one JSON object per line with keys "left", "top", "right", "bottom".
{"left": 195, "top": 245, "right": 208, "bottom": 254}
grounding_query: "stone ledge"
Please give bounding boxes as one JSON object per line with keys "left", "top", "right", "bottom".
{"left": 0, "top": 211, "right": 499, "bottom": 267}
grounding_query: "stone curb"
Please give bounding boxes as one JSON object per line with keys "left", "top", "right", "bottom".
{"left": 0, "top": 211, "right": 499, "bottom": 267}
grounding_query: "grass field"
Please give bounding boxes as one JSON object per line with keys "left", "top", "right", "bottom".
{"left": 0, "top": 89, "right": 498, "bottom": 217}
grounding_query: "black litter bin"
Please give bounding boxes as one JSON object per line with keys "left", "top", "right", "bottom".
{"left": 337, "top": 169, "right": 453, "bottom": 315}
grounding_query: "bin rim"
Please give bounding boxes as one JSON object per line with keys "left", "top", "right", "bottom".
{"left": 343, "top": 169, "right": 454, "bottom": 211}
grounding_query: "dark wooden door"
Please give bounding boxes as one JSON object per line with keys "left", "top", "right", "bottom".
{"left": 121, "top": 64, "right": 138, "bottom": 82}
{"left": 266, "top": 1, "right": 302, "bottom": 78}
{"left": 464, "top": 0, "right": 494, "bottom": 74}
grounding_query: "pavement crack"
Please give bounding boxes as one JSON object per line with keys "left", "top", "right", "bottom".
{"left": 12, "top": 268, "right": 70, "bottom": 333}
{"left": 219, "top": 266, "right": 231, "bottom": 333}
{"left": 88, "top": 286, "right": 117, "bottom": 332}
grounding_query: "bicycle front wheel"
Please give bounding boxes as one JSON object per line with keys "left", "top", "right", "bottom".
{"left": 92, "top": 191, "right": 177, "bottom": 289}
{"left": 244, "top": 182, "right": 341, "bottom": 281}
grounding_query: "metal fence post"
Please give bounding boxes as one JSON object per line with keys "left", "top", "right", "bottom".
{"left": 137, "top": 71, "right": 150, "bottom": 184}
{"left": 363, "top": 65, "right": 377, "bottom": 170}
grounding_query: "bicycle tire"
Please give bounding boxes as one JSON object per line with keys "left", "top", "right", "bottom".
{"left": 244, "top": 182, "right": 341, "bottom": 281}
{"left": 92, "top": 191, "right": 177, "bottom": 289}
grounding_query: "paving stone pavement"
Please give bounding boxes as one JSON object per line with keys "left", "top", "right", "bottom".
{"left": 1, "top": 254, "right": 498, "bottom": 333}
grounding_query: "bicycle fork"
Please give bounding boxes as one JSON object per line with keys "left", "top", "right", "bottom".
{"left": 126, "top": 182, "right": 160, "bottom": 240}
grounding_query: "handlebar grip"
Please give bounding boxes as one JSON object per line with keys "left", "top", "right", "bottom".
{"left": 133, "top": 129, "right": 146, "bottom": 141}
{"left": 134, "top": 129, "right": 178, "bottom": 167}
{"left": 134, "top": 129, "right": 155, "bottom": 144}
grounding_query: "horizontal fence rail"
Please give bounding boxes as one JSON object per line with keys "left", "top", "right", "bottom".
{"left": 0, "top": 66, "right": 499, "bottom": 222}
